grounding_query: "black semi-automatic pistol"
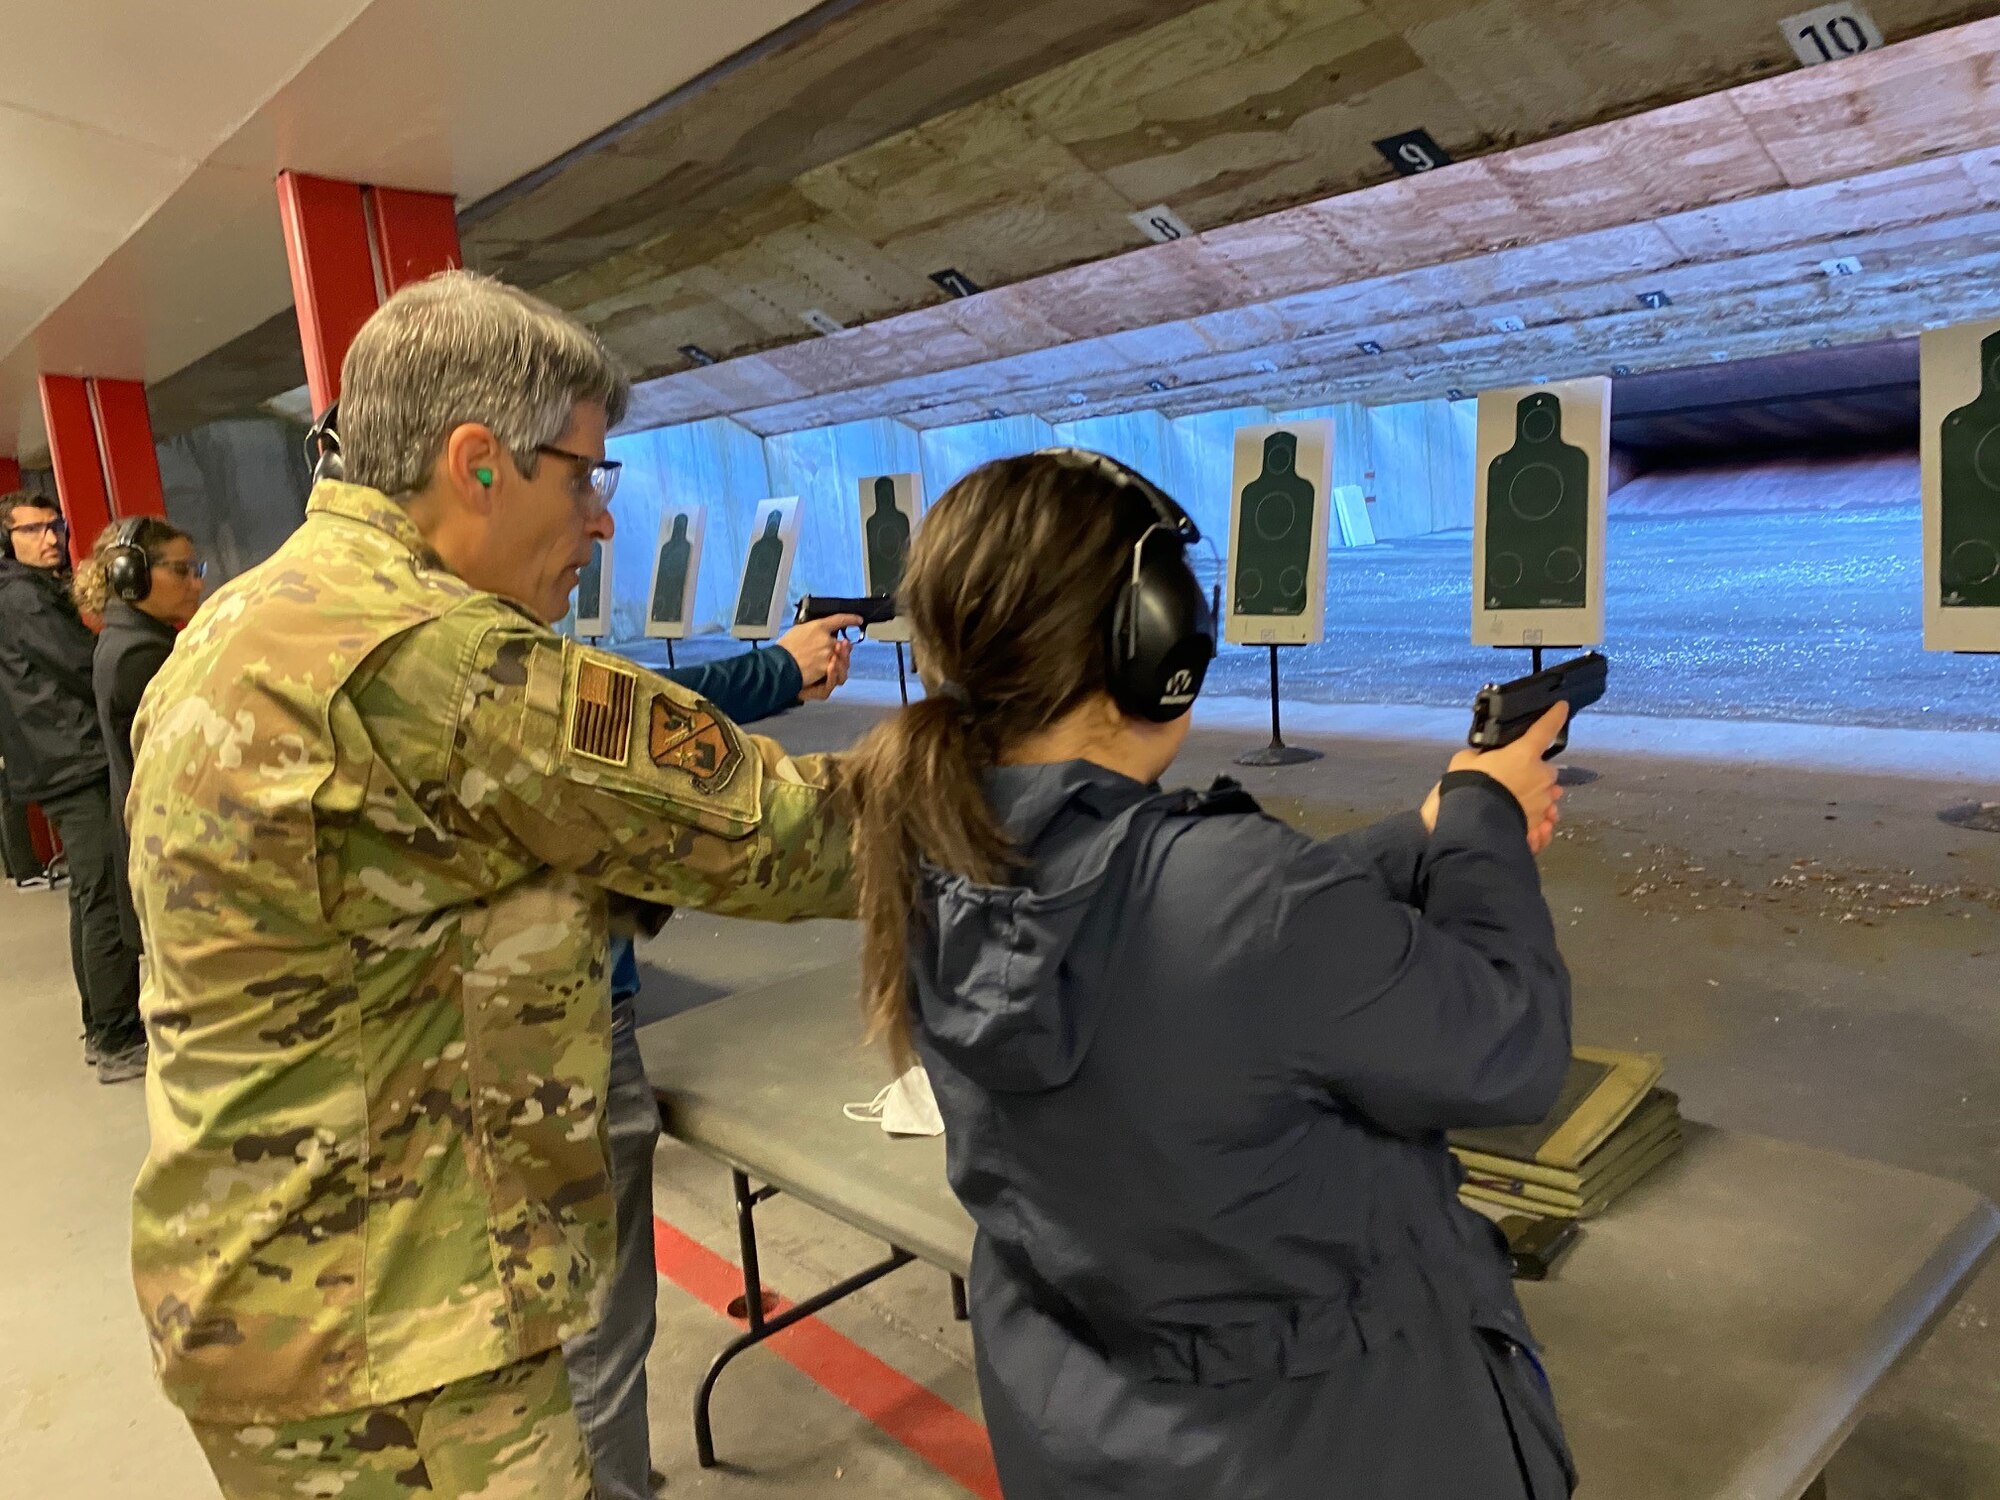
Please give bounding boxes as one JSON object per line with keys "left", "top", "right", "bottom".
{"left": 1467, "top": 651, "right": 1608, "bottom": 759}
{"left": 794, "top": 594, "right": 897, "bottom": 636}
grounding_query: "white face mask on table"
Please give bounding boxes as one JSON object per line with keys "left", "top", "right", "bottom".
{"left": 843, "top": 1064, "right": 945, "bottom": 1137}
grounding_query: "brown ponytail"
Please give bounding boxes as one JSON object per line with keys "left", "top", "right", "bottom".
{"left": 847, "top": 453, "right": 1154, "bottom": 1066}
{"left": 73, "top": 517, "right": 190, "bottom": 617}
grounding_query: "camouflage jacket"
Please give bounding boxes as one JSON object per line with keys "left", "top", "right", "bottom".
{"left": 127, "top": 481, "right": 852, "bottom": 1422}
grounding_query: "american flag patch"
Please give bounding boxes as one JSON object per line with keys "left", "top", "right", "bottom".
{"left": 569, "top": 658, "right": 635, "bottom": 765}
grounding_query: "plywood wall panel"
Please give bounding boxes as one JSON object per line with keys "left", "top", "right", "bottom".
{"left": 1738, "top": 14, "right": 2000, "bottom": 188}
{"left": 1394, "top": 0, "right": 1790, "bottom": 143}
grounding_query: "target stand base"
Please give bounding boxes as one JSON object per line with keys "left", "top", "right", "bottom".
{"left": 1236, "top": 740, "right": 1324, "bottom": 768}
{"left": 1939, "top": 801, "right": 2000, "bottom": 833}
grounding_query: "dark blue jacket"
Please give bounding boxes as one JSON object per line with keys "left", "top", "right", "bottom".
{"left": 911, "top": 762, "right": 1576, "bottom": 1499}
{"left": 610, "top": 643, "right": 804, "bottom": 1001}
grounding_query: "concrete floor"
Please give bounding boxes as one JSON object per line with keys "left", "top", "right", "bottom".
{"left": 4, "top": 694, "right": 1996, "bottom": 1497}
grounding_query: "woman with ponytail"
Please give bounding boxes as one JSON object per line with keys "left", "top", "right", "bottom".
{"left": 846, "top": 450, "right": 1579, "bottom": 1499}
{"left": 76, "top": 517, "right": 204, "bottom": 950}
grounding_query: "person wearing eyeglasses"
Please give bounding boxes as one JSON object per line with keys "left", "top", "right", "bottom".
{"left": 0, "top": 492, "right": 148, "bottom": 1082}
{"left": 73, "top": 517, "right": 207, "bottom": 959}
{"left": 122, "top": 270, "right": 853, "bottom": 1500}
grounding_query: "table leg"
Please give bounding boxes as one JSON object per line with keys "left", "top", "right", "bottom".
{"left": 729, "top": 1170, "right": 775, "bottom": 1332}
{"left": 951, "top": 1273, "right": 969, "bottom": 1322}
{"left": 693, "top": 1246, "right": 918, "bottom": 1467}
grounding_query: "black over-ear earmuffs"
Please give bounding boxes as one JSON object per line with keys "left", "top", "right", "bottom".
{"left": 105, "top": 516, "right": 152, "bottom": 604}
{"left": 305, "top": 401, "right": 343, "bottom": 483}
{"left": 1035, "top": 448, "right": 1217, "bottom": 723}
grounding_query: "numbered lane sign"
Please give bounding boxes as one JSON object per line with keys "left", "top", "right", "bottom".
{"left": 1129, "top": 205, "right": 1195, "bottom": 244}
{"left": 1782, "top": 3, "right": 1882, "bottom": 66}
{"left": 1373, "top": 129, "right": 1453, "bottom": 176}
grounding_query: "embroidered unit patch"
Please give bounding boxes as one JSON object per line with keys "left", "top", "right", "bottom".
{"left": 648, "top": 694, "right": 743, "bottom": 793}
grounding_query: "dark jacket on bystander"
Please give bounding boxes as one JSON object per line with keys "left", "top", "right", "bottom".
{"left": 0, "top": 556, "right": 108, "bottom": 803}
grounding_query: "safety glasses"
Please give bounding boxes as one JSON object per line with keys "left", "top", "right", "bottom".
{"left": 536, "top": 445, "right": 622, "bottom": 515}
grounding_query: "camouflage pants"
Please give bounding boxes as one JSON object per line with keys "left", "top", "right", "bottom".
{"left": 189, "top": 1348, "right": 594, "bottom": 1499}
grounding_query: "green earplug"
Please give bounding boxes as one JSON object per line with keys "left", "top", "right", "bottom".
{"left": 474, "top": 467, "right": 494, "bottom": 486}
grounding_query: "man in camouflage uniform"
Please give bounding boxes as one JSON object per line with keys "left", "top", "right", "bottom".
{"left": 126, "top": 271, "right": 852, "bottom": 1498}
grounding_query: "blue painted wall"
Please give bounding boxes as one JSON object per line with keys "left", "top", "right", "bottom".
{"left": 764, "top": 417, "right": 924, "bottom": 603}
{"left": 918, "top": 416, "right": 1056, "bottom": 501}
{"left": 594, "top": 399, "right": 1476, "bottom": 643}
{"left": 1163, "top": 406, "right": 1275, "bottom": 550}
{"left": 605, "top": 417, "right": 770, "bottom": 640}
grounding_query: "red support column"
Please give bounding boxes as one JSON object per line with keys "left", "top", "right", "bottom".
{"left": 88, "top": 379, "right": 167, "bottom": 520}
{"left": 367, "top": 186, "right": 462, "bottom": 295}
{"left": 38, "top": 374, "right": 112, "bottom": 564}
{"left": 0, "top": 456, "right": 21, "bottom": 493}
{"left": 276, "top": 171, "right": 379, "bottom": 415}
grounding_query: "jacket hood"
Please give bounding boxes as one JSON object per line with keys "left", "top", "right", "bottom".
{"left": 914, "top": 761, "right": 1160, "bottom": 1094}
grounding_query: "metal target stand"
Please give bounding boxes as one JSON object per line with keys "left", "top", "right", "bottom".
{"left": 1508, "top": 643, "right": 1599, "bottom": 787}
{"left": 1234, "top": 644, "right": 1322, "bottom": 767}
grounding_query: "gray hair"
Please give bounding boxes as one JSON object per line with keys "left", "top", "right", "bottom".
{"left": 339, "top": 270, "right": 630, "bottom": 497}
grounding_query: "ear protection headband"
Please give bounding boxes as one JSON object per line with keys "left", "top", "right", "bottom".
{"left": 304, "top": 401, "right": 343, "bottom": 484}
{"left": 1034, "top": 448, "right": 1218, "bottom": 723}
{"left": 105, "top": 516, "right": 153, "bottom": 604}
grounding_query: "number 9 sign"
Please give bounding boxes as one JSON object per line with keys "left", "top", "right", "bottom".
{"left": 1374, "top": 129, "right": 1454, "bottom": 178}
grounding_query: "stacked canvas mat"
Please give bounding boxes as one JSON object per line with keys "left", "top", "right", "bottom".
{"left": 1449, "top": 1046, "right": 1682, "bottom": 1220}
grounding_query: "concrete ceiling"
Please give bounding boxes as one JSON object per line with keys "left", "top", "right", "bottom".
{"left": 11, "top": 0, "right": 1996, "bottom": 463}
{"left": 608, "top": 18, "right": 2000, "bottom": 435}
{"left": 0, "top": 0, "right": 834, "bottom": 459}
{"left": 134, "top": 0, "right": 1995, "bottom": 448}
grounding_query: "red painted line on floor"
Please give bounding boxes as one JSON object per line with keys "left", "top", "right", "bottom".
{"left": 654, "top": 1217, "right": 1003, "bottom": 1499}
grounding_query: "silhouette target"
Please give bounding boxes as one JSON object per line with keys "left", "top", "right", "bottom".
{"left": 1232, "top": 432, "right": 1317, "bottom": 616}
{"left": 736, "top": 511, "right": 786, "bottom": 628}
{"left": 1940, "top": 329, "right": 2000, "bottom": 608}
{"left": 650, "top": 515, "right": 693, "bottom": 626}
{"left": 1485, "top": 392, "right": 1590, "bottom": 611}
{"left": 864, "top": 478, "right": 912, "bottom": 598}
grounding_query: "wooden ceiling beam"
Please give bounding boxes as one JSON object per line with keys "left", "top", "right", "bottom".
{"left": 696, "top": 208, "right": 2000, "bottom": 433}
{"left": 620, "top": 17, "right": 2000, "bottom": 438}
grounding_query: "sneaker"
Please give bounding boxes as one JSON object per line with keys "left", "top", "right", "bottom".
{"left": 83, "top": 1035, "right": 103, "bottom": 1067}
{"left": 14, "top": 874, "right": 53, "bottom": 891}
{"left": 96, "top": 1043, "right": 148, "bottom": 1084}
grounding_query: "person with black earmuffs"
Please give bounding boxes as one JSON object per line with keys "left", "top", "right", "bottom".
{"left": 72, "top": 516, "right": 206, "bottom": 954}
{"left": 0, "top": 491, "right": 148, "bottom": 1082}
{"left": 841, "top": 449, "right": 1580, "bottom": 1498}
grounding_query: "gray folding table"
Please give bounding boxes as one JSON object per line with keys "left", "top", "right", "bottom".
{"left": 639, "top": 962, "right": 1999, "bottom": 1498}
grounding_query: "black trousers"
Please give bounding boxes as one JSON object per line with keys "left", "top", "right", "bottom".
{"left": 39, "top": 780, "right": 144, "bottom": 1051}
{"left": 0, "top": 786, "right": 39, "bottom": 881}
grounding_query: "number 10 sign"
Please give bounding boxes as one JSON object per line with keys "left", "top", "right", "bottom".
{"left": 1782, "top": 3, "right": 1882, "bottom": 65}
